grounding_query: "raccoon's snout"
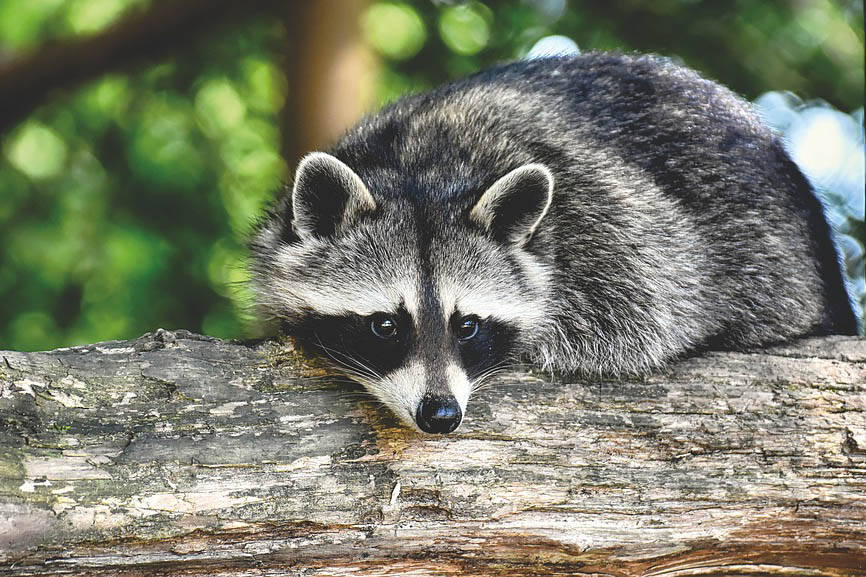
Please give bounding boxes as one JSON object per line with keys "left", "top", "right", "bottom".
{"left": 415, "top": 394, "right": 462, "bottom": 434}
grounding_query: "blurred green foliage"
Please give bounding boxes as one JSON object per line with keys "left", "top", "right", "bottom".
{"left": 0, "top": 0, "right": 863, "bottom": 350}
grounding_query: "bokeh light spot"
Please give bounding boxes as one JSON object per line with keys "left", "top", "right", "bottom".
{"left": 195, "top": 78, "right": 247, "bottom": 135}
{"left": 786, "top": 107, "right": 863, "bottom": 204}
{"left": 527, "top": 35, "right": 579, "bottom": 58}
{"left": 438, "top": 2, "right": 492, "bottom": 56}
{"left": 362, "top": 2, "right": 426, "bottom": 61}
{"left": 66, "top": 0, "right": 136, "bottom": 34}
{"left": 5, "top": 122, "right": 67, "bottom": 180}
{"left": 242, "top": 58, "right": 288, "bottom": 114}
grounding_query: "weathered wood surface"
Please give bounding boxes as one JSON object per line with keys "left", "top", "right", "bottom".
{"left": 1, "top": 329, "right": 864, "bottom": 576}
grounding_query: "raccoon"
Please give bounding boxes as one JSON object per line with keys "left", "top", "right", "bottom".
{"left": 250, "top": 52, "right": 856, "bottom": 434}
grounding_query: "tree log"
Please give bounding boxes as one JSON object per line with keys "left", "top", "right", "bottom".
{"left": 1, "top": 330, "right": 864, "bottom": 576}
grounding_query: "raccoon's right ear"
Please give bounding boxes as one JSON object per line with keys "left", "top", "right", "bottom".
{"left": 470, "top": 163, "right": 554, "bottom": 246}
{"left": 290, "top": 152, "right": 377, "bottom": 240}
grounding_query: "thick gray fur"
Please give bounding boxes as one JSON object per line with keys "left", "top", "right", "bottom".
{"left": 250, "top": 52, "right": 855, "bottom": 407}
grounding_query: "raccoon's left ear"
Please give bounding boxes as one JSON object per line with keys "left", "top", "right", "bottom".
{"left": 291, "top": 152, "right": 377, "bottom": 240}
{"left": 470, "top": 163, "right": 554, "bottom": 246}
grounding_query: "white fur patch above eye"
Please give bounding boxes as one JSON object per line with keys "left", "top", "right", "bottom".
{"left": 268, "top": 245, "right": 422, "bottom": 318}
{"left": 436, "top": 276, "right": 547, "bottom": 329}
{"left": 286, "top": 284, "right": 399, "bottom": 317}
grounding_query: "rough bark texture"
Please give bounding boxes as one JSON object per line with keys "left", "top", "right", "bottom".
{"left": 1, "top": 330, "right": 864, "bottom": 576}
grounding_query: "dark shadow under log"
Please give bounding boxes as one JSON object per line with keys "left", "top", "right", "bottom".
{"left": 1, "top": 330, "right": 864, "bottom": 575}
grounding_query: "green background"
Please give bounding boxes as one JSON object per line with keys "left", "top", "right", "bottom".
{"left": 0, "top": 0, "right": 863, "bottom": 351}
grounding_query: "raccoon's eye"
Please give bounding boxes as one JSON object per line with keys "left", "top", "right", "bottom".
{"left": 370, "top": 314, "right": 398, "bottom": 340}
{"left": 456, "top": 315, "right": 480, "bottom": 341}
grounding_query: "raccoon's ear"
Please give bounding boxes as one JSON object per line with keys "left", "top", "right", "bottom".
{"left": 469, "top": 163, "right": 554, "bottom": 246}
{"left": 291, "top": 152, "right": 377, "bottom": 239}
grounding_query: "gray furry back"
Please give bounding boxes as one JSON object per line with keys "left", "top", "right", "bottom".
{"left": 251, "top": 52, "right": 856, "bottom": 382}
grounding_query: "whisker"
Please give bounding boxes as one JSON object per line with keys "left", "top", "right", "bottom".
{"left": 311, "top": 334, "right": 384, "bottom": 382}
{"left": 469, "top": 358, "right": 534, "bottom": 393}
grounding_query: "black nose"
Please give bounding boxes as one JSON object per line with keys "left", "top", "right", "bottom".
{"left": 415, "top": 395, "right": 462, "bottom": 434}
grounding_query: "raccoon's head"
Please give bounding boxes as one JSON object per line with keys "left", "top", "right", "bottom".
{"left": 251, "top": 152, "right": 554, "bottom": 433}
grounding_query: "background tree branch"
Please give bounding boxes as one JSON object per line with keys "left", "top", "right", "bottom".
{"left": 0, "top": 0, "right": 283, "bottom": 135}
{"left": 1, "top": 331, "right": 864, "bottom": 575}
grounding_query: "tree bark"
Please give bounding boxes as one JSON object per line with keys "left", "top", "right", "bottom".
{"left": 1, "top": 330, "right": 864, "bottom": 576}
